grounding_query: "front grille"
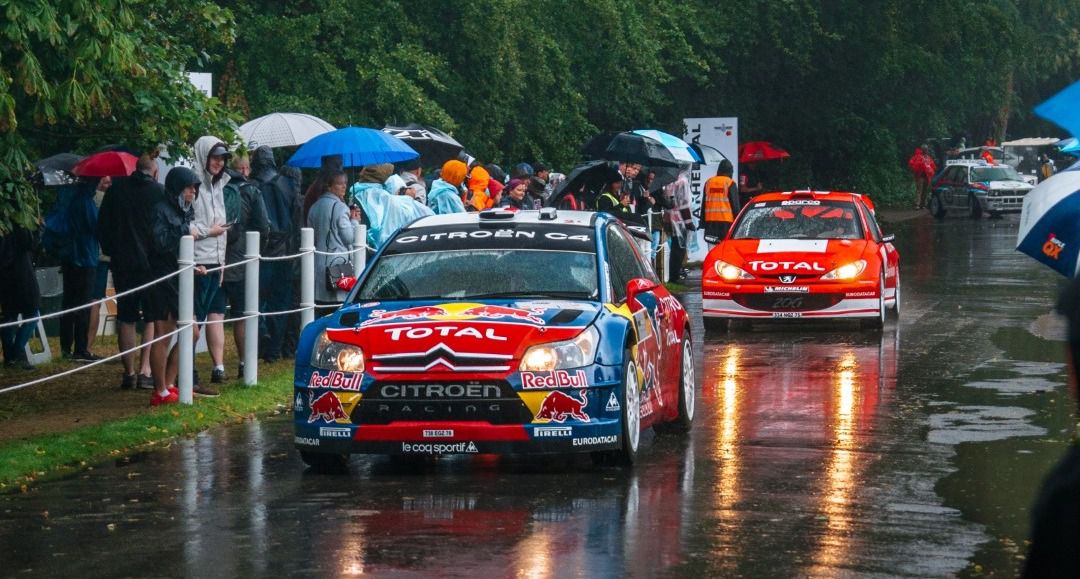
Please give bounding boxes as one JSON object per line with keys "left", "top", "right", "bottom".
{"left": 735, "top": 294, "right": 844, "bottom": 312}
{"left": 351, "top": 380, "right": 533, "bottom": 424}
{"left": 369, "top": 343, "right": 513, "bottom": 373}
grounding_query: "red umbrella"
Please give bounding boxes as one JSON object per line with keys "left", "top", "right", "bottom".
{"left": 72, "top": 151, "right": 138, "bottom": 177}
{"left": 739, "top": 141, "right": 790, "bottom": 164}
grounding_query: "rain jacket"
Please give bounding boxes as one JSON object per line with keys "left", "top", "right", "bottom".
{"left": 65, "top": 182, "right": 100, "bottom": 268}
{"left": 97, "top": 170, "right": 162, "bottom": 273}
{"left": 427, "top": 179, "right": 467, "bottom": 214}
{"left": 349, "top": 181, "right": 433, "bottom": 249}
{"left": 0, "top": 227, "right": 41, "bottom": 315}
{"left": 467, "top": 166, "right": 493, "bottom": 211}
{"left": 399, "top": 170, "right": 426, "bottom": 205}
{"left": 251, "top": 146, "right": 300, "bottom": 257}
{"left": 307, "top": 192, "right": 357, "bottom": 303}
{"left": 907, "top": 148, "right": 937, "bottom": 180}
{"left": 664, "top": 174, "right": 696, "bottom": 244}
{"left": 150, "top": 168, "right": 198, "bottom": 277}
{"left": 191, "top": 136, "right": 230, "bottom": 265}
{"left": 222, "top": 169, "right": 270, "bottom": 283}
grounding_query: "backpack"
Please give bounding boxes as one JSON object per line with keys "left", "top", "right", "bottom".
{"left": 260, "top": 174, "right": 297, "bottom": 255}
{"left": 41, "top": 186, "right": 75, "bottom": 260}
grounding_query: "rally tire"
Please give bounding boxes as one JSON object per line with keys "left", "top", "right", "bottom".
{"left": 888, "top": 271, "right": 901, "bottom": 319}
{"left": 300, "top": 450, "right": 349, "bottom": 473}
{"left": 616, "top": 354, "right": 641, "bottom": 465}
{"left": 928, "top": 194, "right": 945, "bottom": 220}
{"left": 969, "top": 194, "right": 983, "bottom": 219}
{"left": 656, "top": 337, "right": 695, "bottom": 435}
{"left": 862, "top": 271, "right": 886, "bottom": 330}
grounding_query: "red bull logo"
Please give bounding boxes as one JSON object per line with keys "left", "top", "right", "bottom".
{"left": 458, "top": 305, "right": 547, "bottom": 325}
{"left": 307, "top": 370, "right": 362, "bottom": 391}
{"left": 535, "top": 390, "right": 590, "bottom": 423}
{"left": 361, "top": 305, "right": 450, "bottom": 326}
{"left": 521, "top": 369, "right": 589, "bottom": 389}
{"left": 308, "top": 392, "right": 349, "bottom": 424}
{"left": 360, "top": 303, "right": 548, "bottom": 327}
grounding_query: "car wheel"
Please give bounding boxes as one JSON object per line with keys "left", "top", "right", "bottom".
{"left": 862, "top": 271, "right": 886, "bottom": 330}
{"left": 969, "top": 194, "right": 983, "bottom": 219}
{"left": 703, "top": 317, "right": 730, "bottom": 332}
{"left": 614, "top": 354, "right": 641, "bottom": 465}
{"left": 300, "top": 450, "right": 349, "bottom": 473}
{"left": 655, "top": 337, "right": 695, "bottom": 435}
{"left": 928, "top": 194, "right": 946, "bottom": 219}
{"left": 888, "top": 270, "right": 901, "bottom": 319}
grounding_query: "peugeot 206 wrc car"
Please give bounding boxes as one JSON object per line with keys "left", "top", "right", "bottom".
{"left": 294, "top": 208, "right": 694, "bottom": 469}
{"left": 702, "top": 191, "right": 899, "bottom": 329}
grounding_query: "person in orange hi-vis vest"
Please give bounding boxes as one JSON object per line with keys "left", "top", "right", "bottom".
{"left": 702, "top": 159, "right": 740, "bottom": 245}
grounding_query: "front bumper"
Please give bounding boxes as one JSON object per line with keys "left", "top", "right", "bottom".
{"left": 702, "top": 279, "right": 884, "bottom": 319}
{"left": 981, "top": 195, "right": 1025, "bottom": 213}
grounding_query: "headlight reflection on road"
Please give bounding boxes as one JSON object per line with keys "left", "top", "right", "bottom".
{"left": 715, "top": 345, "right": 742, "bottom": 512}
{"left": 813, "top": 350, "right": 860, "bottom": 571}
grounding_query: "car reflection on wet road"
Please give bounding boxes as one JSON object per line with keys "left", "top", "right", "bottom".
{"left": 1, "top": 215, "right": 1075, "bottom": 578}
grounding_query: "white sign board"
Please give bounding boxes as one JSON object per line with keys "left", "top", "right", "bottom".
{"left": 683, "top": 117, "right": 739, "bottom": 261}
{"left": 186, "top": 72, "right": 213, "bottom": 98}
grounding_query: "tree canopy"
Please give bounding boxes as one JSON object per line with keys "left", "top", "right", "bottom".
{"left": 3, "top": 0, "right": 1079, "bottom": 233}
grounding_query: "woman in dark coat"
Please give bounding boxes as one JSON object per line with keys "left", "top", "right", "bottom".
{"left": 0, "top": 227, "right": 42, "bottom": 369}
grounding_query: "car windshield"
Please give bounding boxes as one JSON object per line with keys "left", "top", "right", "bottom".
{"left": 354, "top": 249, "right": 599, "bottom": 301}
{"left": 731, "top": 199, "right": 864, "bottom": 240}
{"left": 971, "top": 166, "right": 1023, "bottom": 182}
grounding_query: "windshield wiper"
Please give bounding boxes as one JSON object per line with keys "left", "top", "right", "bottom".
{"left": 458, "top": 290, "right": 596, "bottom": 300}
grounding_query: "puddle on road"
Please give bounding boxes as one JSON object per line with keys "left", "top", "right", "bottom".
{"left": 928, "top": 405, "right": 1047, "bottom": 445}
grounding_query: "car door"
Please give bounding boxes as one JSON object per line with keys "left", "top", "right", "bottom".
{"left": 605, "top": 225, "right": 673, "bottom": 422}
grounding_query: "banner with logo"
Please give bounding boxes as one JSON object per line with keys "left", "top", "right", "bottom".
{"left": 683, "top": 117, "right": 738, "bottom": 261}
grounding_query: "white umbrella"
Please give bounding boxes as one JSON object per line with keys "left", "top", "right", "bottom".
{"left": 238, "top": 112, "right": 336, "bottom": 148}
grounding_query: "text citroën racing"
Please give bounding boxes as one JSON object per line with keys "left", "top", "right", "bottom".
{"left": 293, "top": 209, "right": 695, "bottom": 469}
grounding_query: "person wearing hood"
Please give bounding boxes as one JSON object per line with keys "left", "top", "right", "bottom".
{"left": 349, "top": 163, "right": 432, "bottom": 249}
{"left": 466, "top": 165, "right": 493, "bottom": 211}
{"left": 59, "top": 177, "right": 104, "bottom": 362}
{"left": 428, "top": 160, "right": 467, "bottom": 215}
{"left": 221, "top": 156, "right": 270, "bottom": 381}
{"left": 907, "top": 146, "right": 936, "bottom": 209}
{"left": 143, "top": 167, "right": 203, "bottom": 406}
{"left": 251, "top": 146, "right": 300, "bottom": 363}
{"left": 189, "top": 136, "right": 232, "bottom": 393}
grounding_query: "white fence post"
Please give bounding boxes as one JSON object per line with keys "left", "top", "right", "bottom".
{"left": 244, "top": 231, "right": 260, "bottom": 386}
{"left": 353, "top": 225, "right": 366, "bottom": 277}
{"left": 300, "top": 227, "right": 314, "bottom": 328}
{"left": 178, "top": 236, "right": 194, "bottom": 405}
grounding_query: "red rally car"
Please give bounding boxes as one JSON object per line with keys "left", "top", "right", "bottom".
{"left": 701, "top": 190, "right": 900, "bottom": 329}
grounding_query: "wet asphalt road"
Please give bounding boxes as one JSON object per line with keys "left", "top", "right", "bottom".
{"left": 2, "top": 214, "right": 1077, "bottom": 578}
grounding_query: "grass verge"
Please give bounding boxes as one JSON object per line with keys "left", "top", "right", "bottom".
{"left": 664, "top": 280, "right": 690, "bottom": 293}
{"left": 0, "top": 370, "right": 294, "bottom": 492}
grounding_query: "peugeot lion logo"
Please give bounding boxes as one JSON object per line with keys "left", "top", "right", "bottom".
{"left": 779, "top": 275, "right": 797, "bottom": 284}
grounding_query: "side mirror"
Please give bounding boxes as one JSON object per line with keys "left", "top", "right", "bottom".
{"left": 626, "top": 277, "right": 659, "bottom": 304}
{"left": 881, "top": 233, "right": 895, "bottom": 243}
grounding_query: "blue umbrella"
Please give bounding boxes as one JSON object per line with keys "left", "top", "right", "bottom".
{"left": 632, "top": 129, "right": 702, "bottom": 164}
{"left": 1035, "top": 79, "right": 1080, "bottom": 139}
{"left": 1059, "top": 137, "right": 1080, "bottom": 157}
{"left": 286, "top": 127, "right": 418, "bottom": 168}
{"left": 1017, "top": 170, "right": 1080, "bottom": 277}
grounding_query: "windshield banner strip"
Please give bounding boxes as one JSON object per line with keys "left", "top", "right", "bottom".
{"left": 384, "top": 225, "right": 594, "bottom": 255}
{"left": 757, "top": 239, "right": 828, "bottom": 253}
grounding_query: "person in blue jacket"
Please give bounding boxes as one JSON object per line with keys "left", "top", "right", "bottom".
{"left": 427, "top": 159, "right": 467, "bottom": 215}
{"left": 60, "top": 177, "right": 105, "bottom": 362}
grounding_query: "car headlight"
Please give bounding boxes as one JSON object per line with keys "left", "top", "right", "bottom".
{"left": 520, "top": 326, "right": 599, "bottom": 371}
{"left": 714, "top": 260, "right": 753, "bottom": 281}
{"left": 309, "top": 331, "right": 365, "bottom": 372}
{"left": 821, "top": 259, "right": 867, "bottom": 281}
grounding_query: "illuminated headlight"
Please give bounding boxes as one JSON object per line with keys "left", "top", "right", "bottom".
{"left": 714, "top": 260, "right": 753, "bottom": 281}
{"left": 520, "top": 326, "right": 599, "bottom": 371}
{"left": 309, "top": 331, "right": 365, "bottom": 372}
{"left": 821, "top": 259, "right": 867, "bottom": 281}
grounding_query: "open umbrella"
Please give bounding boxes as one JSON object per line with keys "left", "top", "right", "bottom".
{"left": 739, "top": 141, "right": 790, "bottom": 163}
{"left": 1059, "top": 137, "right": 1080, "bottom": 157}
{"left": 1017, "top": 170, "right": 1080, "bottom": 277}
{"left": 632, "top": 129, "right": 702, "bottom": 164}
{"left": 549, "top": 161, "right": 621, "bottom": 208}
{"left": 286, "top": 127, "right": 418, "bottom": 168}
{"left": 1035, "top": 79, "right": 1080, "bottom": 139}
{"left": 382, "top": 124, "right": 464, "bottom": 167}
{"left": 601, "top": 132, "right": 682, "bottom": 168}
{"left": 580, "top": 131, "right": 622, "bottom": 160}
{"left": 239, "top": 112, "right": 336, "bottom": 148}
{"left": 690, "top": 142, "right": 729, "bottom": 165}
{"left": 72, "top": 151, "right": 138, "bottom": 177}
{"left": 33, "top": 153, "right": 83, "bottom": 186}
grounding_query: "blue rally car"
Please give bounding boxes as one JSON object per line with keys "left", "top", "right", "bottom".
{"left": 293, "top": 208, "right": 694, "bottom": 469}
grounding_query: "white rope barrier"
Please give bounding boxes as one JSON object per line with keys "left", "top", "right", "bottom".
{"left": 258, "top": 251, "right": 310, "bottom": 262}
{"left": 312, "top": 248, "right": 360, "bottom": 256}
{"left": 0, "top": 324, "right": 187, "bottom": 395}
{"left": 202, "top": 257, "right": 258, "bottom": 274}
{"left": 0, "top": 265, "right": 194, "bottom": 330}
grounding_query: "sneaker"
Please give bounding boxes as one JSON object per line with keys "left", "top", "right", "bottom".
{"left": 136, "top": 374, "right": 155, "bottom": 390}
{"left": 168, "top": 385, "right": 178, "bottom": 396}
{"left": 120, "top": 373, "right": 137, "bottom": 390}
{"left": 70, "top": 351, "right": 103, "bottom": 363}
{"left": 211, "top": 368, "right": 226, "bottom": 384}
{"left": 150, "top": 389, "right": 179, "bottom": 407}
{"left": 193, "top": 384, "right": 220, "bottom": 397}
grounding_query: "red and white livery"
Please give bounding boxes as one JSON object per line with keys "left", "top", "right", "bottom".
{"left": 701, "top": 190, "right": 900, "bottom": 329}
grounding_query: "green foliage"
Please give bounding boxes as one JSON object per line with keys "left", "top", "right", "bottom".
{"left": 0, "top": 0, "right": 238, "bottom": 234}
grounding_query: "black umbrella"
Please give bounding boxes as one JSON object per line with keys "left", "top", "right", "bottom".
{"left": 382, "top": 124, "right": 464, "bottom": 168}
{"left": 646, "top": 164, "right": 691, "bottom": 192}
{"left": 690, "top": 142, "right": 729, "bottom": 165}
{"left": 580, "top": 131, "right": 622, "bottom": 160}
{"left": 602, "top": 132, "right": 682, "bottom": 168}
{"left": 33, "top": 153, "right": 84, "bottom": 186}
{"left": 549, "top": 161, "right": 621, "bottom": 208}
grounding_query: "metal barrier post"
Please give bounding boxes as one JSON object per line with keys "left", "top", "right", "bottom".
{"left": 178, "top": 236, "right": 194, "bottom": 405}
{"left": 244, "top": 231, "right": 260, "bottom": 386}
{"left": 300, "top": 227, "right": 314, "bottom": 328}
{"left": 353, "top": 225, "right": 366, "bottom": 275}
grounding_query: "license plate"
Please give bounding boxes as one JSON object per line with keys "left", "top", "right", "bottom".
{"left": 772, "top": 312, "right": 802, "bottom": 318}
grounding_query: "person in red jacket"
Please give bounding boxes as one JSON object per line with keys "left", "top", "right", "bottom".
{"left": 907, "top": 147, "right": 937, "bottom": 209}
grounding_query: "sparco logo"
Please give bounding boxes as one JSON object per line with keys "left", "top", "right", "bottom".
{"left": 380, "top": 383, "right": 501, "bottom": 399}
{"left": 402, "top": 442, "right": 479, "bottom": 454}
{"left": 747, "top": 261, "right": 825, "bottom": 272}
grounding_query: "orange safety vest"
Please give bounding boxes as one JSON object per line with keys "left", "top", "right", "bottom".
{"left": 703, "top": 176, "right": 735, "bottom": 223}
